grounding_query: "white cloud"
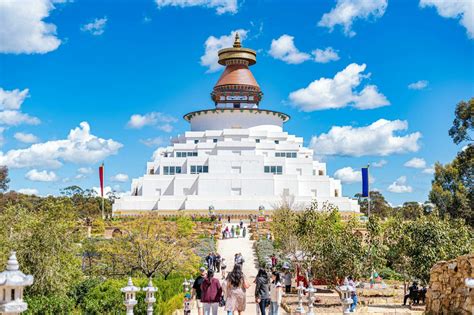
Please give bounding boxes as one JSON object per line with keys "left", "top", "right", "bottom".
{"left": 408, "top": 80, "right": 429, "bottom": 90}
{"left": 0, "top": 88, "right": 29, "bottom": 110}
{"left": 25, "top": 169, "right": 58, "bottom": 182}
{"left": 404, "top": 157, "right": 427, "bottom": 169}
{"left": 420, "top": 0, "right": 473, "bottom": 39}
{"left": 0, "top": 0, "right": 62, "bottom": 54}
{"left": 140, "top": 137, "right": 167, "bottom": 147}
{"left": 17, "top": 188, "right": 39, "bottom": 195}
{"left": 0, "top": 110, "right": 40, "bottom": 126}
{"left": 312, "top": 47, "right": 340, "bottom": 63}
{"left": 422, "top": 167, "right": 435, "bottom": 174}
{"left": 269, "top": 35, "right": 311, "bottom": 64}
{"left": 0, "top": 122, "right": 123, "bottom": 169}
{"left": 289, "top": 63, "right": 389, "bottom": 111}
{"left": 127, "top": 112, "right": 177, "bottom": 131}
{"left": 111, "top": 173, "right": 129, "bottom": 182}
{"left": 318, "top": 0, "right": 388, "bottom": 37}
{"left": 388, "top": 176, "right": 413, "bottom": 193}
{"left": 81, "top": 17, "right": 108, "bottom": 36}
{"left": 14, "top": 132, "right": 39, "bottom": 144}
{"left": 200, "top": 29, "right": 248, "bottom": 73}
{"left": 372, "top": 159, "right": 387, "bottom": 167}
{"left": 334, "top": 166, "right": 374, "bottom": 184}
{"left": 310, "top": 119, "right": 421, "bottom": 156}
{"left": 155, "top": 0, "right": 238, "bottom": 15}
{"left": 78, "top": 167, "right": 93, "bottom": 174}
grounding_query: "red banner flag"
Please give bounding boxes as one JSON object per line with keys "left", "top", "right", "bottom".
{"left": 99, "top": 163, "right": 104, "bottom": 197}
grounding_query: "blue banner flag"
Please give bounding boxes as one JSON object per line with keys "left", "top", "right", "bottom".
{"left": 361, "top": 167, "right": 369, "bottom": 197}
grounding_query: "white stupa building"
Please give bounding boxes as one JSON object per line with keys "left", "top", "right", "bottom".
{"left": 113, "top": 35, "right": 359, "bottom": 215}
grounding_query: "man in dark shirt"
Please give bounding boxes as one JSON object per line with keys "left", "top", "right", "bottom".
{"left": 192, "top": 267, "right": 206, "bottom": 315}
{"left": 403, "top": 282, "right": 419, "bottom": 305}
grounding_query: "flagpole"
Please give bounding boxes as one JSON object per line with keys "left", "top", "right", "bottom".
{"left": 99, "top": 163, "right": 105, "bottom": 220}
{"left": 367, "top": 164, "right": 371, "bottom": 218}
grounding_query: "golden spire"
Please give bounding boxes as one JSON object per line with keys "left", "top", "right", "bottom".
{"left": 233, "top": 33, "right": 241, "bottom": 48}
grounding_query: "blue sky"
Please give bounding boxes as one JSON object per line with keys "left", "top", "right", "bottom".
{"left": 0, "top": 0, "right": 473, "bottom": 206}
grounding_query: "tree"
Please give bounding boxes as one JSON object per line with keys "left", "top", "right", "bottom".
{"left": 430, "top": 98, "right": 474, "bottom": 225}
{"left": 448, "top": 98, "right": 473, "bottom": 144}
{"left": 282, "top": 202, "right": 365, "bottom": 286}
{"left": 355, "top": 191, "right": 392, "bottom": 218}
{"left": 272, "top": 202, "right": 363, "bottom": 285}
{"left": 393, "top": 202, "right": 425, "bottom": 220}
{"left": 99, "top": 215, "right": 199, "bottom": 278}
{"left": 0, "top": 166, "right": 10, "bottom": 193}
{"left": 384, "top": 214, "right": 472, "bottom": 284}
{"left": 0, "top": 199, "right": 83, "bottom": 296}
{"left": 429, "top": 146, "right": 473, "bottom": 225}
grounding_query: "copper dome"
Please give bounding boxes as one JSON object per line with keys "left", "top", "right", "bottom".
{"left": 215, "top": 64, "right": 260, "bottom": 89}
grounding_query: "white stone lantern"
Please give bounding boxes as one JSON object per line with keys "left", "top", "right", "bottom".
{"left": 306, "top": 282, "right": 316, "bottom": 315}
{"left": 338, "top": 278, "right": 353, "bottom": 315}
{"left": 121, "top": 277, "right": 140, "bottom": 315}
{"left": 0, "top": 251, "right": 34, "bottom": 315}
{"left": 142, "top": 278, "right": 157, "bottom": 315}
{"left": 295, "top": 282, "right": 305, "bottom": 314}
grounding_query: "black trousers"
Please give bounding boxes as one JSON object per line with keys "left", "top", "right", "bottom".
{"left": 285, "top": 285, "right": 291, "bottom": 293}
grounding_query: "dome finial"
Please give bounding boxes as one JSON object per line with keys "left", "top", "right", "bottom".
{"left": 233, "top": 32, "right": 241, "bottom": 48}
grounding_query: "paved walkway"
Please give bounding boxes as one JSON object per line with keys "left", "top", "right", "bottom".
{"left": 188, "top": 222, "right": 260, "bottom": 314}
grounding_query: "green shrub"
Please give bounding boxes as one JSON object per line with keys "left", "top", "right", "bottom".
{"left": 194, "top": 237, "right": 216, "bottom": 261}
{"left": 25, "top": 294, "right": 75, "bottom": 314}
{"left": 255, "top": 239, "right": 275, "bottom": 268}
{"left": 378, "top": 267, "right": 403, "bottom": 281}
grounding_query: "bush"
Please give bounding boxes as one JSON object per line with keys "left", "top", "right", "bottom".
{"left": 255, "top": 239, "right": 275, "bottom": 268}
{"left": 25, "top": 295, "right": 75, "bottom": 314}
{"left": 194, "top": 237, "right": 216, "bottom": 261}
{"left": 378, "top": 267, "right": 403, "bottom": 281}
{"left": 78, "top": 276, "right": 186, "bottom": 314}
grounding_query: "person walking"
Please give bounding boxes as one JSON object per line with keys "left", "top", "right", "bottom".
{"left": 227, "top": 215, "right": 231, "bottom": 223}
{"left": 231, "top": 226, "right": 235, "bottom": 238}
{"left": 206, "top": 253, "right": 215, "bottom": 271}
{"left": 239, "top": 220, "right": 243, "bottom": 229}
{"left": 269, "top": 271, "right": 283, "bottom": 315}
{"left": 192, "top": 267, "right": 207, "bottom": 315}
{"left": 201, "top": 269, "right": 222, "bottom": 315}
{"left": 283, "top": 269, "right": 292, "bottom": 294}
{"left": 235, "top": 225, "right": 240, "bottom": 238}
{"left": 255, "top": 268, "right": 271, "bottom": 315}
{"left": 225, "top": 264, "right": 250, "bottom": 315}
{"left": 234, "top": 253, "right": 244, "bottom": 266}
{"left": 214, "top": 253, "right": 222, "bottom": 272}
{"left": 348, "top": 276, "right": 359, "bottom": 312}
{"left": 242, "top": 227, "right": 247, "bottom": 238}
{"left": 221, "top": 258, "right": 227, "bottom": 279}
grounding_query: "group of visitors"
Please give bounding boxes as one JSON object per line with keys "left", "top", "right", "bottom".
{"left": 222, "top": 225, "right": 246, "bottom": 239}
{"left": 192, "top": 262, "right": 284, "bottom": 315}
{"left": 205, "top": 252, "right": 223, "bottom": 273}
{"left": 403, "top": 281, "right": 427, "bottom": 306}
{"left": 254, "top": 268, "right": 283, "bottom": 315}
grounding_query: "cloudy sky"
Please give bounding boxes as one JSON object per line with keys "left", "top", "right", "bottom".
{"left": 0, "top": 0, "right": 473, "bottom": 205}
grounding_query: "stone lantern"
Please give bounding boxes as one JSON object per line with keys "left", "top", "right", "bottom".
{"left": 0, "top": 251, "right": 34, "bottom": 315}
{"left": 142, "top": 278, "right": 157, "bottom": 315}
{"left": 306, "top": 282, "right": 316, "bottom": 315}
{"left": 121, "top": 277, "right": 140, "bottom": 315}
{"left": 338, "top": 278, "right": 353, "bottom": 315}
{"left": 295, "top": 282, "right": 305, "bottom": 314}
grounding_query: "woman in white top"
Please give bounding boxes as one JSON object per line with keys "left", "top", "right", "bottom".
{"left": 269, "top": 271, "right": 283, "bottom": 315}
